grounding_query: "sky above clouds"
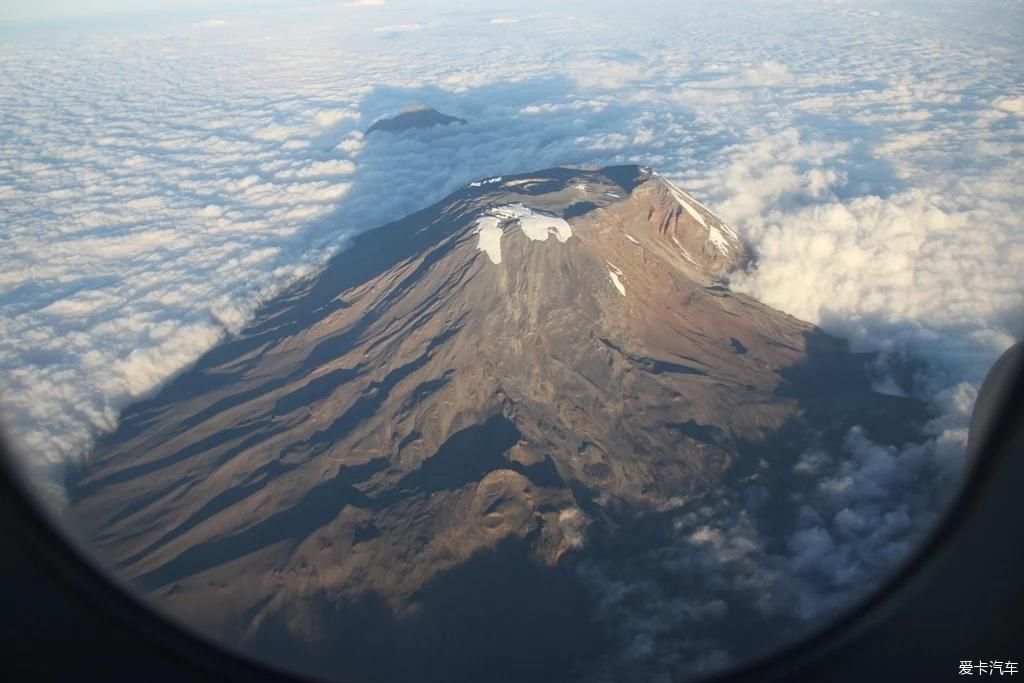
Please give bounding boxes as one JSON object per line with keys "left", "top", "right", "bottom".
{"left": 0, "top": 0, "right": 1022, "bottom": 678}
{"left": 0, "top": 0, "right": 290, "bottom": 23}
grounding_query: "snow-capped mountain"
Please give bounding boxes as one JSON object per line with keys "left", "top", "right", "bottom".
{"left": 68, "top": 165, "right": 925, "bottom": 683}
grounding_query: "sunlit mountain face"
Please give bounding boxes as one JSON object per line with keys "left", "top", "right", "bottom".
{"left": 1, "top": 1, "right": 1021, "bottom": 681}
{"left": 68, "top": 165, "right": 934, "bottom": 682}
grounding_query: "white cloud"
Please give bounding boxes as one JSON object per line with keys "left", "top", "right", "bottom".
{"left": 372, "top": 23, "right": 423, "bottom": 33}
{"left": 993, "top": 94, "right": 1024, "bottom": 115}
{"left": 314, "top": 108, "right": 360, "bottom": 128}
{"left": 715, "top": 60, "right": 793, "bottom": 88}
{"left": 193, "top": 18, "right": 227, "bottom": 29}
{"left": 569, "top": 59, "right": 650, "bottom": 90}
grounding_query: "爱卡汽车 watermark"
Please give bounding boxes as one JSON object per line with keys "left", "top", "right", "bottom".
{"left": 960, "top": 661, "right": 1019, "bottom": 676}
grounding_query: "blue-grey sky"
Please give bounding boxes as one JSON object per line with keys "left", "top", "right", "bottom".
{"left": 1, "top": 0, "right": 213, "bottom": 21}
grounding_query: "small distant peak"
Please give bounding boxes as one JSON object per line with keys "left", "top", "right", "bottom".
{"left": 366, "top": 107, "right": 468, "bottom": 135}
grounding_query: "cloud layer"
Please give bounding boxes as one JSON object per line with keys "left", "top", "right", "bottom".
{"left": 0, "top": 0, "right": 1021, "bottom": 677}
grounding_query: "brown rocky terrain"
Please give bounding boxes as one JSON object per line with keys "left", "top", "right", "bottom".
{"left": 68, "top": 165, "right": 926, "bottom": 683}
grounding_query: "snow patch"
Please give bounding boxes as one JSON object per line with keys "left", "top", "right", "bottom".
{"left": 469, "top": 176, "right": 503, "bottom": 188}
{"left": 474, "top": 216, "right": 503, "bottom": 264}
{"left": 474, "top": 204, "right": 572, "bottom": 265}
{"left": 668, "top": 185, "right": 708, "bottom": 229}
{"left": 504, "top": 178, "right": 545, "bottom": 187}
{"left": 491, "top": 204, "right": 572, "bottom": 242}
{"left": 609, "top": 270, "right": 627, "bottom": 296}
{"left": 606, "top": 262, "right": 626, "bottom": 296}
{"left": 655, "top": 172, "right": 738, "bottom": 255}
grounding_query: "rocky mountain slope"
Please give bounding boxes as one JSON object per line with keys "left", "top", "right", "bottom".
{"left": 68, "top": 165, "right": 926, "bottom": 683}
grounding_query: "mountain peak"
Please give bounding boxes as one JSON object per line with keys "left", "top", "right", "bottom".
{"left": 366, "top": 107, "right": 469, "bottom": 135}
{"left": 459, "top": 165, "right": 746, "bottom": 280}
{"left": 67, "top": 162, "right": 911, "bottom": 683}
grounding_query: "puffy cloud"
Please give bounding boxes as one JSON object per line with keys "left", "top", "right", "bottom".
{"left": 580, "top": 416, "right": 965, "bottom": 681}
{"left": 708, "top": 60, "right": 793, "bottom": 88}
{"left": 193, "top": 18, "right": 227, "bottom": 29}
{"left": 993, "top": 95, "right": 1024, "bottom": 115}
{"left": 372, "top": 23, "right": 423, "bottom": 33}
